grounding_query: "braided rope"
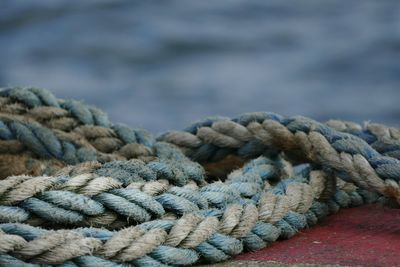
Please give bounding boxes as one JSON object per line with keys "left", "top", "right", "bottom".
{"left": 0, "top": 156, "right": 289, "bottom": 227}
{"left": 0, "top": 87, "right": 397, "bottom": 266}
{"left": 0, "top": 87, "right": 155, "bottom": 168}
{"left": 0, "top": 159, "right": 380, "bottom": 266}
{"left": 326, "top": 119, "right": 400, "bottom": 159}
{"left": 159, "top": 112, "right": 400, "bottom": 203}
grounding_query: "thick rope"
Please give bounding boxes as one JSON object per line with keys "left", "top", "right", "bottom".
{"left": 0, "top": 87, "right": 155, "bottom": 173}
{"left": 326, "top": 119, "right": 400, "bottom": 159}
{"left": 0, "top": 87, "right": 396, "bottom": 266}
{"left": 0, "top": 156, "right": 288, "bottom": 227}
{"left": 0, "top": 160, "right": 380, "bottom": 266}
{"left": 159, "top": 112, "right": 400, "bottom": 203}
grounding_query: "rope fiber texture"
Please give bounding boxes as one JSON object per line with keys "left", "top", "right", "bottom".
{"left": 0, "top": 87, "right": 396, "bottom": 266}
{"left": 160, "top": 112, "right": 400, "bottom": 202}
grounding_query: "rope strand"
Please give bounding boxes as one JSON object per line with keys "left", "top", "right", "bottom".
{"left": 0, "top": 161, "right": 380, "bottom": 266}
{"left": 159, "top": 112, "right": 400, "bottom": 203}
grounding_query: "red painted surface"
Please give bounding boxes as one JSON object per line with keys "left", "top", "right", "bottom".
{"left": 236, "top": 204, "right": 400, "bottom": 267}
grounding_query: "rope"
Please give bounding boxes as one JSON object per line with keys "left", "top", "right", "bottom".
{"left": 159, "top": 112, "right": 400, "bottom": 203}
{"left": 0, "top": 158, "right": 380, "bottom": 266}
{"left": 326, "top": 119, "right": 400, "bottom": 159}
{"left": 0, "top": 156, "right": 289, "bottom": 227}
{"left": 0, "top": 87, "right": 155, "bottom": 171}
{"left": 0, "top": 87, "right": 396, "bottom": 266}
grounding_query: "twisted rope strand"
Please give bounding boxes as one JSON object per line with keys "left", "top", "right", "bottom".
{"left": 326, "top": 119, "right": 400, "bottom": 159}
{"left": 0, "top": 87, "right": 155, "bottom": 165}
{"left": 160, "top": 112, "right": 400, "bottom": 202}
{"left": 0, "top": 160, "right": 379, "bottom": 266}
{"left": 0, "top": 156, "right": 286, "bottom": 227}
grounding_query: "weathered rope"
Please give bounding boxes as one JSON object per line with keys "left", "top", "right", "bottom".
{"left": 159, "top": 112, "right": 400, "bottom": 203}
{"left": 0, "top": 156, "right": 289, "bottom": 227}
{"left": 0, "top": 87, "right": 396, "bottom": 266}
{"left": 0, "top": 87, "right": 156, "bottom": 178}
{"left": 0, "top": 87, "right": 154, "bottom": 149}
{"left": 0, "top": 161, "right": 380, "bottom": 266}
{"left": 326, "top": 119, "right": 400, "bottom": 159}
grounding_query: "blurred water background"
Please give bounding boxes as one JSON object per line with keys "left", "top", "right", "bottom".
{"left": 1, "top": 0, "right": 400, "bottom": 133}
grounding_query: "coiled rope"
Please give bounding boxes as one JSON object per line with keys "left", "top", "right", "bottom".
{"left": 0, "top": 87, "right": 396, "bottom": 266}
{"left": 159, "top": 113, "right": 400, "bottom": 202}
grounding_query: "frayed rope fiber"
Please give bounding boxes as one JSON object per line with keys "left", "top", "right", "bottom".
{"left": 0, "top": 86, "right": 397, "bottom": 266}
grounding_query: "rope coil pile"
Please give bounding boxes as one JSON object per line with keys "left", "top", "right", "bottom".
{"left": 0, "top": 87, "right": 397, "bottom": 266}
